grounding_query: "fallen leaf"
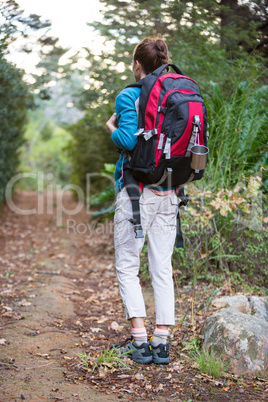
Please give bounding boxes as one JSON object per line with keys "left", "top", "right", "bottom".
{"left": 0, "top": 338, "right": 6, "bottom": 345}
{"left": 97, "top": 317, "right": 108, "bottom": 323}
{"left": 134, "top": 373, "right": 145, "bottom": 380}
{"left": 18, "top": 300, "right": 32, "bottom": 307}
{"left": 182, "top": 344, "right": 194, "bottom": 351}
{"left": 57, "top": 253, "right": 65, "bottom": 258}
{"left": 110, "top": 321, "right": 123, "bottom": 331}
{"left": 91, "top": 328, "right": 102, "bottom": 333}
{"left": 51, "top": 253, "right": 66, "bottom": 259}
{"left": 98, "top": 367, "right": 107, "bottom": 377}
{"left": 36, "top": 353, "right": 50, "bottom": 359}
{"left": 2, "top": 311, "right": 13, "bottom": 317}
{"left": 210, "top": 378, "right": 223, "bottom": 387}
{"left": 103, "top": 362, "right": 114, "bottom": 368}
{"left": 221, "top": 387, "right": 230, "bottom": 391}
{"left": 200, "top": 253, "right": 208, "bottom": 259}
{"left": 167, "top": 362, "right": 184, "bottom": 372}
{"left": 155, "top": 384, "right": 164, "bottom": 392}
{"left": 84, "top": 288, "right": 94, "bottom": 293}
{"left": 122, "top": 389, "right": 132, "bottom": 393}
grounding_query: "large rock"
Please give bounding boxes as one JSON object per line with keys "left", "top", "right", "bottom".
{"left": 248, "top": 296, "right": 268, "bottom": 321}
{"left": 212, "top": 295, "right": 251, "bottom": 314}
{"left": 201, "top": 296, "right": 268, "bottom": 375}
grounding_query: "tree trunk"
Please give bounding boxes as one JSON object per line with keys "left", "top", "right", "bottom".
{"left": 220, "top": 0, "right": 239, "bottom": 50}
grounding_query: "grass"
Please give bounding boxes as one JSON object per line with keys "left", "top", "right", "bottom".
{"left": 78, "top": 351, "right": 91, "bottom": 368}
{"left": 206, "top": 82, "right": 268, "bottom": 188}
{"left": 182, "top": 337, "right": 227, "bottom": 379}
{"left": 78, "top": 347, "right": 130, "bottom": 372}
{"left": 190, "top": 346, "right": 227, "bottom": 379}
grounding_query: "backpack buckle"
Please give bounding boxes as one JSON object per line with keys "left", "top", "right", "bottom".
{"left": 129, "top": 219, "right": 144, "bottom": 238}
{"left": 133, "top": 224, "right": 144, "bottom": 238}
{"left": 193, "top": 115, "right": 201, "bottom": 132}
{"left": 163, "top": 137, "right": 171, "bottom": 159}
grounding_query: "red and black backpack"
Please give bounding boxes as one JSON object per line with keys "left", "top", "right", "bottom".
{"left": 123, "top": 63, "right": 209, "bottom": 246}
{"left": 127, "top": 63, "right": 208, "bottom": 187}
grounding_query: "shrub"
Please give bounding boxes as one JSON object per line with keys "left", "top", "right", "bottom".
{"left": 0, "top": 53, "right": 31, "bottom": 205}
{"left": 206, "top": 82, "right": 268, "bottom": 188}
{"left": 173, "top": 175, "right": 268, "bottom": 292}
{"left": 66, "top": 110, "right": 118, "bottom": 196}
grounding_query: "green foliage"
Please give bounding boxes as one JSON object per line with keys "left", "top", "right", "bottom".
{"left": 173, "top": 176, "right": 268, "bottom": 293}
{"left": 90, "top": 185, "right": 115, "bottom": 209}
{"left": 88, "top": 0, "right": 267, "bottom": 93}
{"left": 78, "top": 347, "right": 129, "bottom": 372}
{"left": 78, "top": 351, "right": 91, "bottom": 368}
{"left": 0, "top": 0, "right": 64, "bottom": 204}
{"left": 90, "top": 164, "right": 116, "bottom": 220}
{"left": 0, "top": 0, "right": 57, "bottom": 82}
{"left": 183, "top": 337, "right": 227, "bottom": 378}
{"left": 92, "top": 347, "right": 129, "bottom": 372}
{"left": 206, "top": 82, "right": 268, "bottom": 188}
{"left": 0, "top": 52, "right": 31, "bottom": 204}
{"left": 18, "top": 109, "right": 72, "bottom": 187}
{"left": 66, "top": 112, "right": 118, "bottom": 195}
{"left": 190, "top": 346, "right": 227, "bottom": 379}
{"left": 67, "top": 0, "right": 267, "bottom": 197}
{"left": 140, "top": 241, "right": 151, "bottom": 282}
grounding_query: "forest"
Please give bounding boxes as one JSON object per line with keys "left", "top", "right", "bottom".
{"left": 0, "top": 0, "right": 267, "bottom": 400}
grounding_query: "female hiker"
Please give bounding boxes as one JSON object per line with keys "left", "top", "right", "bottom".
{"left": 106, "top": 37, "right": 178, "bottom": 364}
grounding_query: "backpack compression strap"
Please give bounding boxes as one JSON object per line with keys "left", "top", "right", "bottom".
{"left": 175, "top": 187, "right": 189, "bottom": 248}
{"left": 176, "top": 212, "right": 184, "bottom": 249}
{"left": 119, "top": 82, "right": 144, "bottom": 239}
{"left": 123, "top": 167, "right": 144, "bottom": 239}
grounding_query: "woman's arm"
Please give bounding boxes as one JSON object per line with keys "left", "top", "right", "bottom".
{"left": 106, "top": 113, "right": 118, "bottom": 135}
{"left": 108, "top": 88, "right": 139, "bottom": 151}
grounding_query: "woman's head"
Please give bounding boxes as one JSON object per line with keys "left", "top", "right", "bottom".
{"left": 132, "top": 37, "right": 169, "bottom": 82}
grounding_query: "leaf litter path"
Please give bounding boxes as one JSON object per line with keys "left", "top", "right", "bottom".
{"left": 0, "top": 191, "right": 267, "bottom": 401}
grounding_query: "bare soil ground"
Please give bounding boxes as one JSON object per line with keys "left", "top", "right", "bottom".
{"left": 0, "top": 191, "right": 267, "bottom": 401}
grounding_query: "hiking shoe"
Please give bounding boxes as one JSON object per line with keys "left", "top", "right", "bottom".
{"left": 150, "top": 342, "right": 170, "bottom": 364}
{"left": 111, "top": 337, "right": 153, "bottom": 364}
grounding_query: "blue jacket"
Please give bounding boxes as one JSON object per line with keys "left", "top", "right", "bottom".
{"left": 111, "top": 86, "right": 141, "bottom": 194}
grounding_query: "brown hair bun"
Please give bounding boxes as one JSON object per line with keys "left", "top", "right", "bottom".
{"left": 133, "top": 37, "right": 169, "bottom": 75}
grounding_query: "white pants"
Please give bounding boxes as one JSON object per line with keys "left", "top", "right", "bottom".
{"left": 114, "top": 187, "right": 178, "bottom": 325}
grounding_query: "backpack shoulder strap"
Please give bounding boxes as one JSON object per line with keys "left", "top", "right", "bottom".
{"left": 124, "top": 83, "right": 143, "bottom": 126}
{"left": 125, "top": 82, "right": 143, "bottom": 89}
{"left": 152, "top": 63, "right": 184, "bottom": 76}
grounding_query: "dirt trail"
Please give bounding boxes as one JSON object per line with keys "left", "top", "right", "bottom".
{"left": 1, "top": 191, "right": 267, "bottom": 401}
{"left": 0, "top": 191, "right": 120, "bottom": 401}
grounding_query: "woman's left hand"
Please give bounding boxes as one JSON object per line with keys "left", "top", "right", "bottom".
{"left": 106, "top": 113, "right": 118, "bottom": 135}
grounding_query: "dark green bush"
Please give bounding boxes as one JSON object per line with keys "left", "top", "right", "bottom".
{"left": 0, "top": 52, "right": 31, "bottom": 204}
{"left": 66, "top": 110, "right": 118, "bottom": 195}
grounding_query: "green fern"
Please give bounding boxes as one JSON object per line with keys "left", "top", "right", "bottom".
{"left": 207, "top": 82, "right": 267, "bottom": 188}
